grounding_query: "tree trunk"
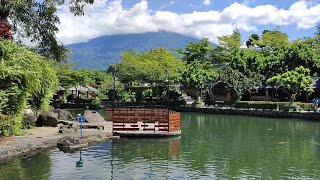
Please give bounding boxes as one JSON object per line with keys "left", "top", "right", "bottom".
{"left": 236, "top": 92, "right": 242, "bottom": 102}
{"left": 290, "top": 92, "right": 297, "bottom": 105}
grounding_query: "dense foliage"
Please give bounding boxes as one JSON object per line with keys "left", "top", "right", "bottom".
{"left": 108, "top": 28, "right": 320, "bottom": 104}
{"left": 220, "top": 68, "right": 264, "bottom": 101}
{"left": 267, "top": 66, "right": 314, "bottom": 103}
{"left": 0, "top": 40, "right": 58, "bottom": 136}
{"left": 115, "top": 48, "right": 184, "bottom": 85}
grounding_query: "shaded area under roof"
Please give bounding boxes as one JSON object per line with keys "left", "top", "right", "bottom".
{"left": 311, "top": 77, "right": 320, "bottom": 89}
{"left": 67, "top": 85, "right": 99, "bottom": 93}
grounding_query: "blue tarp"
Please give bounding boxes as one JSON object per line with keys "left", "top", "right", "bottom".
{"left": 311, "top": 98, "right": 319, "bottom": 104}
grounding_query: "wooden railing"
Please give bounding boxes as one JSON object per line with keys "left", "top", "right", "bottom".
{"left": 106, "top": 107, "right": 180, "bottom": 132}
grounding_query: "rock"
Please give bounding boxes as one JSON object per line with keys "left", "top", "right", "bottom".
{"left": 36, "top": 112, "right": 59, "bottom": 127}
{"left": 53, "top": 109, "right": 73, "bottom": 121}
{"left": 57, "top": 136, "right": 82, "bottom": 152}
{"left": 59, "top": 124, "right": 77, "bottom": 134}
{"left": 24, "top": 109, "right": 34, "bottom": 115}
{"left": 58, "top": 120, "right": 72, "bottom": 126}
{"left": 23, "top": 109, "right": 37, "bottom": 129}
{"left": 83, "top": 110, "right": 105, "bottom": 123}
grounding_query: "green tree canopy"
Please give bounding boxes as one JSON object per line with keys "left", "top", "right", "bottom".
{"left": 0, "top": 0, "right": 94, "bottom": 62}
{"left": 116, "top": 47, "right": 185, "bottom": 85}
{"left": 177, "top": 37, "right": 213, "bottom": 63}
{"left": 230, "top": 49, "right": 265, "bottom": 76}
{"left": 246, "top": 34, "right": 260, "bottom": 48}
{"left": 259, "top": 29, "right": 289, "bottom": 51}
{"left": 217, "top": 30, "right": 241, "bottom": 50}
{"left": 301, "top": 25, "right": 320, "bottom": 54}
{"left": 220, "top": 68, "right": 264, "bottom": 102}
{"left": 181, "top": 60, "right": 217, "bottom": 98}
{"left": 264, "top": 42, "right": 320, "bottom": 78}
{"left": 267, "top": 66, "right": 313, "bottom": 103}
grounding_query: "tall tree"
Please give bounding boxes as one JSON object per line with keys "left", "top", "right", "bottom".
{"left": 116, "top": 48, "right": 184, "bottom": 85}
{"left": 267, "top": 66, "right": 313, "bottom": 104}
{"left": 220, "top": 68, "right": 263, "bottom": 102}
{"left": 301, "top": 25, "right": 320, "bottom": 54}
{"left": 230, "top": 49, "right": 265, "bottom": 76}
{"left": 177, "top": 37, "right": 213, "bottom": 63}
{"left": 264, "top": 42, "right": 320, "bottom": 78}
{"left": 246, "top": 34, "right": 260, "bottom": 48}
{"left": 181, "top": 60, "right": 217, "bottom": 99}
{"left": 217, "top": 29, "right": 241, "bottom": 50}
{"left": 0, "top": 0, "right": 94, "bottom": 62}
{"left": 260, "top": 28, "right": 289, "bottom": 51}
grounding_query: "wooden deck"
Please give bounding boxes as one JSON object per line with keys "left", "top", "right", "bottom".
{"left": 106, "top": 107, "right": 181, "bottom": 137}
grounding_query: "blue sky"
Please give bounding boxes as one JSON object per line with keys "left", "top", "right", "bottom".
{"left": 57, "top": 0, "right": 320, "bottom": 45}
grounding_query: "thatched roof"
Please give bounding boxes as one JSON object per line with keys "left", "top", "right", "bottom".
{"left": 68, "top": 85, "right": 99, "bottom": 93}
{"left": 55, "top": 86, "right": 66, "bottom": 91}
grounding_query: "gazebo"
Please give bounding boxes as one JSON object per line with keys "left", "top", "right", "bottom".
{"left": 68, "top": 85, "right": 99, "bottom": 98}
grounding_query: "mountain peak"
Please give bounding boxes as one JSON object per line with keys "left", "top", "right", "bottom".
{"left": 67, "top": 32, "right": 216, "bottom": 69}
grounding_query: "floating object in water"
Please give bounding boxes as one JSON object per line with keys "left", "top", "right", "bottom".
{"left": 106, "top": 107, "right": 181, "bottom": 137}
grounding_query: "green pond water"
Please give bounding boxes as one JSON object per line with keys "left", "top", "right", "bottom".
{"left": 1, "top": 113, "right": 320, "bottom": 179}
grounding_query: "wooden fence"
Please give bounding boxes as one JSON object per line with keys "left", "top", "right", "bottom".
{"left": 106, "top": 107, "right": 180, "bottom": 133}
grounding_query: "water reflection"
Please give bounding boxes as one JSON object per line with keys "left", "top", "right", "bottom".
{"left": 0, "top": 151, "right": 51, "bottom": 180}
{"left": 76, "top": 151, "right": 84, "bottom": 168}
{"left": 1, "top": 113, "right": 320, "bottom": 179}
{"left": 109, "top": 137, "right": 181, "bottom": 179}
{"left": 180, "top": 113, "right": 320, "bottom": 179}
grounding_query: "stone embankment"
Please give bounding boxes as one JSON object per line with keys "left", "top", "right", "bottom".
{"left": 173, "top": 107, "right": 320, "bottom": 121}
{"left": 0, "top": 123, "right": 115, "bottom": 163}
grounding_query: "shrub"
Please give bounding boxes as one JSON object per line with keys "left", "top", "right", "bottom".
{"left": 0, "top": 40, "right": 57, "bottom": 136}
{"left": 233, "top": 101, "right": 315, "bottom": 111}
{"left": 90, "top": 97, "right": 101, "bottom": 108}
{"left": 294, "top": 102, "right": 316, "bottom": 111}
{"left": 234, "top": 101, "right": 278, "bottom": 110}
{"left": 0, "top": 114, "right": 23, "bottom": 136}
{"left": 0, "top": 114, "right": 14, "bottom": 137}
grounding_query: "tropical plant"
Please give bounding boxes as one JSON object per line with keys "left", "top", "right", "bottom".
{"left": 0, "top": 40, "right": 57, "bottom": 136}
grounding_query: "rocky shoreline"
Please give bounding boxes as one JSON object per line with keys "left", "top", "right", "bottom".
{"left": 0, "top": 127, "right": 116, "bottom": 164}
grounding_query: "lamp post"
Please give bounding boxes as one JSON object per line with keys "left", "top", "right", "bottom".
{"left": 112, "top": 67, "right": 116, "bottom": 107}
{"left": 166, "top": 70, "right": 170, "bottom": 111}
{"left": 112, "top": 67, "right": 116, "bottom": 125}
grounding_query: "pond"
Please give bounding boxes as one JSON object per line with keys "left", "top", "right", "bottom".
{"left": 1, "top": 113, "right": 320, "bottom": 179}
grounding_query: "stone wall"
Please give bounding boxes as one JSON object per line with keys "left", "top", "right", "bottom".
{"left": 172, "top": 107, "right": 320, "bottom": 121}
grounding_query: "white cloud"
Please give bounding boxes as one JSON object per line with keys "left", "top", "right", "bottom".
{"left": 159, "top": 0, "right": 176, "bottom": 10}
{"left": 57, "top": 0, "right": 320, "bottom": 45}
{"left": 203, "top": 0, "right": 211, "bottom": 6}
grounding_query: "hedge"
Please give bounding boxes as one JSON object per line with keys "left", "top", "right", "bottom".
{"left": 234, "top": 101, "right": 316, "bottom": 111}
